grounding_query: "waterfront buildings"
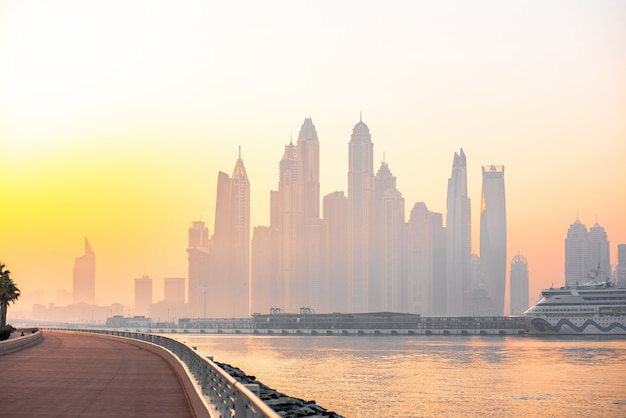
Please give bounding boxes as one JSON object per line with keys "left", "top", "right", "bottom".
{"left": 406, "top": 202, "right": 446, "bottom": 315}
{"left": 618, "top": 244, "right": 626, "bottom": 287}
{"left": 208, "top": 150, "right": 251, "bottom": 317}
{"left": 587, "top": 222, "right": 611, "bottom": 281}
{"left": 565, "top": 219, "right": 611, "bottom": 285}
{"left": 510, "top": 252, "right": 529, "bottom": 315}
{"left": 133, "top": 275, "right": 152, "bottom": 317}
{"left": 347, "top": 117, "right": 375, "bottom": 313}
{"left": 186, "top": 220, "right": 210, "bottom": 318}
{"left": 73, "top": 238, "right": 95, "bottom": 304}
{"left": 479, "top": 165, "right": 507, "bottom": 315}
{"left": 445, "top": 149, "right": 472, "bottom": 315}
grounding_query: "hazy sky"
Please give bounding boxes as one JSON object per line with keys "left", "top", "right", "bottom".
{"left": 1, "top": 0, "right": 625, "bottom": 308}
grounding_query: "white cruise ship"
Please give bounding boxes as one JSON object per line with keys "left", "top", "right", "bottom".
{"left": 524, "top": 281, "right": 626, "bottom": 335}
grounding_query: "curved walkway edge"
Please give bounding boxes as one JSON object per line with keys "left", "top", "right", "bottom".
{"left": 0, "top": 330, "right": 212, "bottom": 418}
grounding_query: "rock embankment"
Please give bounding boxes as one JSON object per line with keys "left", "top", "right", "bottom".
{"left": 215, "top": 360, "right": 344, "bottom": 418}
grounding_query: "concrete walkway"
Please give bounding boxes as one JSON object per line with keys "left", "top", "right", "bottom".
{"left": 0, "top": 330, "right": 196, "bottom": 417}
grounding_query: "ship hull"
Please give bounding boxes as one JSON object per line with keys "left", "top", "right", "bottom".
{"left": 526, "top": 316, "right": 626, "bottom": 335}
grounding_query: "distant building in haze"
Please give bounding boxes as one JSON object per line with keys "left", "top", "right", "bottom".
{"left": 347, "top": 117, "right": 375, "bottom": 313}
{"left": 151, "top": 277, "right": 187, "bottom": 324}
{"left": 163, "top": 277, "right": 185, "bottom": 304}
{"left": 565, "top": 218, "right": 611, "bottom": 285}
{"left": 406, "top": 202, "right": 446, "bottom": 315}
{"left": 323, "top": 191, "right": 349, "bottom": 312}
{"left": 587, "top": 222, "right": 611, "bottom": 281}
{"left": 617, "top": 244, "right": 626, "bottom": 287}
{"left": 187, "top": 220, "right": 210, "bottom": 318}
{"left": 209, "top": 149, "right": 251, "bottom": 317}
{"left": 510, "top": 252, "right": 529, "bottom": 315}
{"left": 73, "top": 238, "right": 95, "bottom": 304}
{"left": 565, "top": 219, "right": 588, "bottom": 285}
{"left": 445, "top": 149, "right": 471, "bottom": 315}
{"left": 479, "top": 165, "right": 507, "bottom": 315}
{"left": 373, "top": 161, "right": 406, "bottom": 312}
{"left": 134, "top": 275, "right": 152, "bottom": 317}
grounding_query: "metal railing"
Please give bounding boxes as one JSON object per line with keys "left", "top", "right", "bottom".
{"left": 55, "top": 328, "right": 280, "bottom": 418}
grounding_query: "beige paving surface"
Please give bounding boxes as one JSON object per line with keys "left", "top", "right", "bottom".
{"left": 0, "top": 330, "right": 195, "bottom": 417}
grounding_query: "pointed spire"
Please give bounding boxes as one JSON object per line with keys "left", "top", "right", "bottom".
{"left": 84, "top": 238, "right": 93, "bottom": 255}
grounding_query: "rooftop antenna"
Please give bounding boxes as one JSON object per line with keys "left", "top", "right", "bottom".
{"left": 360, "top": 111, "right": 362, "bottom": 122}
{"left": 239, "top": 145, "right": 241, "bottom": 159}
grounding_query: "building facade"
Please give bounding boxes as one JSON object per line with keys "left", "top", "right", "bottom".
{"left": 479, "top": 165, "right": 507, "bottom": 315}
{"left": 73, "top": 238, "right": 95, "bottom": 304}
{"left": 445, "top": 149, "right": 472, "bottom": 315}
{"left": 510, "top": 252, "right": 529, "bottom": 315}
{"left": 347, "top": 117, "right": 375, "bottom": 313}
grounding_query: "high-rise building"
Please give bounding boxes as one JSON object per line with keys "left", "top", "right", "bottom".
{"left": 163, "top": 277, "right": 185, "bottom": 304}
{"left": 445, "top": 149, "right": 471, "bottom": 315}
{"left": 510, "top": 252, "right": 529, "bottom": 315}
{"left": 208, "top": 149, "right": 251, "bottom": 317}
{"left": 73, "top": 238, "right": 95, "bottom": 304}
{"left": 406, "top": 202, "right": 446, "bottom": 315}
{"left": 134, "top": 275, "right": 152, "bottom": 317}
{"left": 187, "top": 220, "right": 210, "bottom": 318}
{"left": 272, "top": 140, "right": 300, "bottom": 312}
{"left": 296, "top": 118, "right": 324, "bottom": 312}
{"left": 251, "top": 226, "right": 272, "bottom": 314}
{"left": 230, "top": 147, "right": 251, "bottom": 317}
{"left": 347, "top": 117, "right": 375, "bottom": 313}
{"left": 373, "top": 161, "right": 405, "bottom": 312}
{"left": 479, "top": 165, "right": 507, "bottom": 315}
{"left": 617, "top": 244, "right": 626, "bottom": 287}
{"left": 323, "top": 191, "right": 349, "bottom": 312}
{"left": 587, "top": 222, "right": 611, "bottom": 282}
{"left": 565, "top": 219, "right": 588, "bottom": 285}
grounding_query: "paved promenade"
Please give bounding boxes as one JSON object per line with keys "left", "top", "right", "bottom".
{"left": 0, "top": 330, "right": 196, "bottom": 417}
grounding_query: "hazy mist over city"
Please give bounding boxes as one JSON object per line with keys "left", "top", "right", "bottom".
{"left": 1, "top": 1, "right": 625, "bottom": 321}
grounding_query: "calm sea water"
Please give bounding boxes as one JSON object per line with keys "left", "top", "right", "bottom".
{"left": 171, "top": 334, "right": 626, "bottom": 417}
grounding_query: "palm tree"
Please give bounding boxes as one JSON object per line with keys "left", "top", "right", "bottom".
{"left": 0, "top": 263, "right": 21, "bottom": 328}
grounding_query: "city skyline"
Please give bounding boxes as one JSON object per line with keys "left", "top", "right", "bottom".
{"left": 1, "top": 1, "right": 625, "bottom": 309}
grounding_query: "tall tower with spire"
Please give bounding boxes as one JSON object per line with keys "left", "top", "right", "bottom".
{"left": 445, "top": 149, "right": 471, "bottom": 315}
{"left": 348, "top": 116, "right": 375, "bottom": 313}
{"left": 230, "top": 147, "right": 251, "bottom": 316}
{"left": 479, "top": 164, "right": 507, "bottom": 315}
{"left": 73, "top": 238, "right": 95, "bottom": 304}
{"left": 208, "top": 148, "right": 250, "bottom": 317}
{"left": 272, "top": 140, "right": 301, "bottom": 311}
{"left": 373, "top": 161, "right": 406, "bottom": 312}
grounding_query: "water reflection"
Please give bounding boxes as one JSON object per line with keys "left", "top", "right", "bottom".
{"left": 174, "top": 334, "right": 626, "bottom": 417}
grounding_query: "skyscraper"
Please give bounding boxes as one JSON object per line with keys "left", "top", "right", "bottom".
{"left": 296, "top": 118, "right": 324, "bottom": 311}
{"left": 479, "top": 164, "right": 507, "bottom": 315}
{"left": 587, "top": 222, "right": 611, "bottom": 282}
{"left": 509, "top": 252, "right": 529, "bottom": 315}
{"left": 323, "top": 191, "right": 349, "bottom": 312}
{"left": 134, "top": 275, "right": 152, "bottom": 317}
{"left": 73, "top": 238, "right": 95, "bottom": 304}
{"left": 347, "top": 117, "right": 375, "bottom": 313}
{"left": 406, "top": 202, "right": 446, "bottom": 315}
{"left": 272, "top": 140, "right": 300, "bottom": 312}
{"left": 373, "top": 161, "right": 405, "bottom": 312}
{"left": 209, "top": 149, "right": 251, "bottom": 317}
{"left": 445, "top": 149, "right": 471, "bottom": 315}
{"left": 187, "top": 220, "right": 210, "bottom": 318}
{"left": 617, "top": 244, "right": 626, "bottom": 287}
{"left": 565, "top": 219, "right": 588, "bottom": 285}
{"left": 230, "top": 147, "right": 251, "bottom": 317}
